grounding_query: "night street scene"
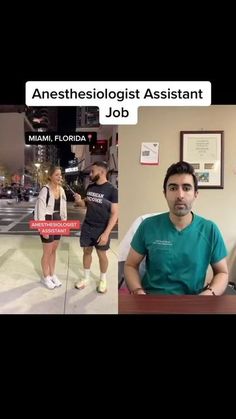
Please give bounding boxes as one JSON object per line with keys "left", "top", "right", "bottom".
{"left": 0, "top": 106, "right": 118, "bottom": 314}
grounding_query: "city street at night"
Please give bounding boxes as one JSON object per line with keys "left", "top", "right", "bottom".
{"left": 0, "top": 106, "right": 118, "bottom": 314}
{"left": 0, "top": 197, "right": 118, "bottom": 238}
{"left": 0, "top": 197, "right": 118, "bottom": 314}
{"left": 0, "top": 197, "right": 84, "bottom": 236}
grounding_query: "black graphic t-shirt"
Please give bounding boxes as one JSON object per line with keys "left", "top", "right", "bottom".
{"left": 85, "top": 182, "right": 118, "bottom": 227}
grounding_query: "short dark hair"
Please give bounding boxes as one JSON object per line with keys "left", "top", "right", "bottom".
{"left": 92, "top": 161, "right": 108, "bottom": 171}
{"left": 163, "top": 161, "right": 198, "bottom": 193}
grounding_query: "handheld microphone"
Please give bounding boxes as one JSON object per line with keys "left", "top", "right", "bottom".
{"left": 65, "top": 184, "right": 76, "bottom": 194}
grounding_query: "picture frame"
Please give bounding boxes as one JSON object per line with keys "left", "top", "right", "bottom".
{"left": 180, "top": 131, "right": 224, "bottom": 189}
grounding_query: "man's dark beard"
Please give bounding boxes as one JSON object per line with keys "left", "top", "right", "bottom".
{"left": 90, "top": 174, "right": 100, "bottom": 182}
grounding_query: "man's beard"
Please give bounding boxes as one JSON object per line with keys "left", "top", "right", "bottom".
{"left": 173, "top": 202, "right": 191, "bottom": 216}
{"left": 90, "top": 174, "right": 100, "bottom": 182}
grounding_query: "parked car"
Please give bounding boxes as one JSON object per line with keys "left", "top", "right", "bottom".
{"left": 0, "top": 187, "right": 15, "bottom": 199}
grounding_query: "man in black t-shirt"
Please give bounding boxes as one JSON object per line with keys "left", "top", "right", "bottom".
{"left": 74, "top": 161, "right": 118, "bottom": 293}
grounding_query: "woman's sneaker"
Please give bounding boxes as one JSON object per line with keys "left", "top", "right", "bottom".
{"left": 51, "top": 275, "right": 62, "bottom": 287}
{"left": 41, "top": 276, "right": 56, "bottom": 289}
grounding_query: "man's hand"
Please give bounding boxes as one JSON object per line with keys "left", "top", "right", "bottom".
{"left": 74, "top": 193, "right": 82, "bottom": 205}
{"left": 135, "top": 289, "right": 146, "bottom": 295}
{"left": 199, "top": 289, "right": 215, "bottom": 296}
{"left": 97, "top": 232, "right": 109, "bottom": 246}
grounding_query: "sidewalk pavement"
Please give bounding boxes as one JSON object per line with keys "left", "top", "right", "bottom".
{"left": 0, "top": 234, "right": 118, "bottom": 314}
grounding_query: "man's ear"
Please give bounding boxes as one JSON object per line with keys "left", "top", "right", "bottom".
{"left": 194, "top": 190, "right": 199, "bottom": 198}
{"left": 163, "top": 190, "right": 166, "bottom": 197}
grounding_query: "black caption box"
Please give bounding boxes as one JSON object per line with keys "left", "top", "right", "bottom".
{"left": 25, "top": 131, "right": 97, "bottom": 145}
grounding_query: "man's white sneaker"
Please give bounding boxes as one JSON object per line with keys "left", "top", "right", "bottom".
{"left": 97, "top": 278, "right": 107, "bottom": 294}
{"left": 51, "top": 275, "right": 62, "bottom": 287}
{"left": 41, "top": 276, "right": 56, "bottom": 289}
{"left": 74, "top": 278, "right": 89, "bottom": 290}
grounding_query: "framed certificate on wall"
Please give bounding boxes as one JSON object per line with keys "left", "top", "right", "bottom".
{"left": 180, "top": 131, "right": 224, "bottom": 189}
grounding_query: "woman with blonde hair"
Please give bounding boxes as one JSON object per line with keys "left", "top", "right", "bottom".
{"left": 34, "top": 165, "right": 67, "bottom": 289}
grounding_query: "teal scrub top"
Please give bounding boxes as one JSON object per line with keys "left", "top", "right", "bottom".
{"left": 131, "top": 212, "right": 227, "bottom": 295}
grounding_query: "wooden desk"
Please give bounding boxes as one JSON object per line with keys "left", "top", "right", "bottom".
{"left": 119, "top": 294, "right": 236, "bottom": 314}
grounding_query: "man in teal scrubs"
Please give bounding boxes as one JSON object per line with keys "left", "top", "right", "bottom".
{"left": 124, "top": 161, "right": 228, "bottom": 295}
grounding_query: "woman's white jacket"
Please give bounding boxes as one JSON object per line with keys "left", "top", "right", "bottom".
{"left": 34, "top": 184, "right": 67, "bottom": 221}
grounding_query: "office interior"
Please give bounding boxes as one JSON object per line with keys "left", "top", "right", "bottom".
{"left": 119, "top": 106, "right": 236, "bottom": 284}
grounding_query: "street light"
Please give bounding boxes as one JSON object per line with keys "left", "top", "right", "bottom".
{"left": 34, "top": 163, "right": 41, "bottom": 191}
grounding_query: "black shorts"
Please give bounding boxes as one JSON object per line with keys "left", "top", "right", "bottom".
{"left": 40, "top": 213, "right": 61, "bottom": 244}
{"left": 80, "top": 222, "right": 110, "bottom": 251}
